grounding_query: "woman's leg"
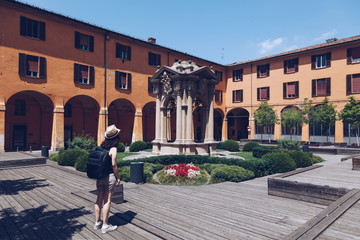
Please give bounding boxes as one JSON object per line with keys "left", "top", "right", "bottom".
{"left": 102, "top": 191, "right": 114, "bottom": 225}
{"left": 95, "top": 191, "right": 104, "bottom": 223}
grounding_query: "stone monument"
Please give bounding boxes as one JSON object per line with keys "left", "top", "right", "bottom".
{"left": 150, "top": 60, "right": 220, "bottom": 155}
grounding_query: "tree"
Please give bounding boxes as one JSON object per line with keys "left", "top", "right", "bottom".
{"left": 281, "top": 107, "right": 303, "bottom": 140}
{"left": 339, "top": 96, "right": 360, "bottom": 145}
{"left": 253, "top": 101, "right": 279, "bottom": 141}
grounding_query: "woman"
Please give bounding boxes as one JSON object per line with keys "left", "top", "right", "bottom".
{"left": 94, "top": 125, "right": 121, "bottom": 234}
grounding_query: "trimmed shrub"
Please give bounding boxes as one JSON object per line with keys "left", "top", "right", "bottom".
{"left": 146, "top": 142, "right": 153, "bottom": 149}
{"left": 49, "top": 153, "right": 59, "bottom": 162}
{"left": 242, "top": 142, "right": 260, "bottom": 152}
{"left": 144, "top": 163, "right": 164, "bottom": 182}
{"left": 287, "top": 150, "right": 312, "bottom": 168}
{"left": 67, "top": 134, "right": 96, "bottom": 152}
{"left": 220, "top": 140, "right": 240, "bottom": 152}
{"left": 263, "top": 152, "right": 296, "bottom": 174}
{"left": 199, "top": 163, "right": 228, "bottom": 174}
{"left": 277, "top": 139, "right": 301, "bottom": 151}
{"left": 252, "top": 146, "right": 280, "bottom": 158}
{"left": 129, "top": 141, "right": 147, "bottom": 152}
{"left": 58, "top": 148, "right": 88, "bottom": 167}
{"left": 118, "top": 166, "right": 130, "bottom": 182}
{"left": 210, "top": 165, "right": 255, "bottom": 183}
{"left": 216, "top": 142, "right": 224, "bottom": 150}
{"left": 311, "top": 155, "right": 325, "bottom": 164}
{"left": 117, "top": 142, "right": 126, "bottom": 153}
{"left": 74, "top": 152, "right": 89, "bottom": 172}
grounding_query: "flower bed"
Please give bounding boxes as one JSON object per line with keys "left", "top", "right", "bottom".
{"left": 157, "top": 163, "right": 209, "bottom": 185}
{"left": 164, "top": 163, "right": 200, "bottom": 178}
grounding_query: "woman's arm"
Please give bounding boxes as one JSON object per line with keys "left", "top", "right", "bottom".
{"left": 109, "top": 147, "right": 121, "bottom": 184}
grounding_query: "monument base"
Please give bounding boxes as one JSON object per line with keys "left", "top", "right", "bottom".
{"left": 152, "top": 141, "right": 217, "bottom": 156}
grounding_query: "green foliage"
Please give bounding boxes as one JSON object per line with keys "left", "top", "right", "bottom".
{"left": 116, "top": 142, "right": 125, "bottom": 152}
{"left": 199, "top": 163, "right": 228, "bottom": 174}
{"left": 58, "top": 149, "right": 88, "bottom": 167}
{"left": 219, "top": 140, "right": 240, "bottom": 152}
{"left": 309, "top": 97, "right": 336, "bottom": 127}
{"left": 145, "top": 142, "right": 153, "bottom": 149}
{"left": 254, "top": 101, "right": 279, "bottom": 133}
{"left": 144, "top": 163, "right": 164, "bottom": 182}
{"left": 311, "top": 155, "right": 325, "bottom": 164}
{"left": 252, "top": 146, "right": 280, "bottom": 158}
{"left": 216, "top": 142, "right": 224, "bottom": 149}
{"left": 118, "top": 166, "right": 130, "bottom": 182}
{"left": 287, "top": 150, "right": 312, "bottom": 168}
{"left": 67, "top": 134, "right": 96, "bottom": 152}
{"left": 263, "top": 152, "right": 296, "bottom": 174}
{"left": 277, "top": 139, "right": 301, "bottom": 151}
{"left": 129, "top": 141, "right": 148, "bottom": 152}
{"left": 74, "top": 152, "right": 89, "bottom": 172}
{"left": 242, "top": 141, "right": 260, "bottom": 152}
{"left": 339, "top": 96, "right": 360, "bottom": 141}
{"left": 281, "top": 107, "right": 304, "bottom": 135}
{"left": 49, "top": 153, "right": 59, "bottom": 162}
{"left": 210, "top": 165, "right": 255, "bottom": 183}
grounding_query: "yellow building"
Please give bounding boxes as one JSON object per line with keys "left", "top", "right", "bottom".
{"left": 0, "top": 0, "right": 359, "bottom": 152}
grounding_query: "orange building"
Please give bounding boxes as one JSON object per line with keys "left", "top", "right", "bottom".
{"left": 0, "top": 0, "right": 360, "bottom": 152}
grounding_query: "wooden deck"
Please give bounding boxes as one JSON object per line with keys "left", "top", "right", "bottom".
{"left": 0, "top": 153, "right": 359, "bottom": 239}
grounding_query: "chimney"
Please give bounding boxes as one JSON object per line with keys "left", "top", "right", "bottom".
{"left": 148, "top": 37, "right": 156, "bottom": 44}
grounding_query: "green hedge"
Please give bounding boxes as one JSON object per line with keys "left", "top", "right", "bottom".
{"left": 218, "top": 140, "right": 240, "bottom": 152}
{"left": 252, "top": 146, "right": 280, "bottom": 158}
{"left": 117, "top": 142, "right": 126, "bottom": 153}
{"left": 242, "top": 141, "right": 260, "bottom": 152}
{"left": 58, "top": 149, "right": 89, "bottom": 167}
{"left": 67, "top": 135, "right": 96, "bottom": 152}
{"left": 263, "top": 152, "right": 296, "bottom": 174}
{"left": 210, "top": 165, "right": 255, "bottom": 183}
{"left": 129, "top": 141, "right": 148, "bottom": 152}
{"left": 74, "top": 153, "right": 89, "bottom": 172}
{"left": 277, "top": 139, "right": 301, "bottom": 151}
{"left": 287, "top": 150, "right": 312, "bottom": 168}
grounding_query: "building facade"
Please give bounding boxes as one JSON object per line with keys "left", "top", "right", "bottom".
{"left": 0, "top": 0, "right": 359, "bottom": 152}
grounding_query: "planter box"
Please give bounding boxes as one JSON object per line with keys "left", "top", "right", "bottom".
{"left": 353, "top": 157, "right": 360, "bottom": 171}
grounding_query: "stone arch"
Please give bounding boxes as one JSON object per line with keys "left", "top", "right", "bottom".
{"left": 108, "top": 99, "right": 135, "bottom": 145}
{"left": 5, "top": 90, "right": 54, "bottom": 151}
{"left": 309, "top": 103, "right": 335, "bottom": 143}
{"left": 64, "top": 95, "right": 100, "bottom": 147}
{"left": 280, "top": 105, "right": 302, "bottom": 141}
{"left": 226, "top": 108, "right": 249, "bottom": 141}
{"left": 214, "top": 108, "right": 224, "bottom": 141}
{"left": 142, "top": 101, "right": 156, "bottom": 142}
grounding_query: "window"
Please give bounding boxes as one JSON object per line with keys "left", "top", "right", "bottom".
{"left": 148, "top": 52, "right": 161, "bottom": 67}
{"left": 116, "top": 43, "right": 131, "bottom": 61}
{"left": 347, "top": 47, "right": 360, "bottom": 64}
{"left": 75, "top": 31, "right": 94, "bottom": 52}
{"left": 232, "top": 90, "right": 243, "bottom": 103}
{"left": 346, "top": 74, "right": 360, "bottom": 94}
{"left": 64, "top": 104, "right": 72, "bottom": 118}
{"left": 311, "top": 53, "right": 331, "bottom": 69}
{"left": 233, "top": 69, "right": 243, "bottom": 81}
{"left": 20, "top": 16, "right": 45, "bottom": 40}
{"left": 215, "top": 90, "right": 222, "bottom": 102}
{"left": 312, "top": 78, "right": 330, "bottom": 97}
{"left": 115, "top": 71, "right": 132, "bottom": 90}
{"left": 284, "top": 58, "right": 299, "bottom": 74}
{"left": 74, "top": 63, "right": 94, "bottom": 85}
{"left": 283, "top": 81, "right": 299, "bottom": 99}
{"left": 15, "top": 99, "right": 26, "bottom": 116}
{"left": 18, "top": 53, "right": 46, "bottom": 78}
{"left": 215, "top": 70, "right": 223, "bottom": 82}
{"left": 148, "top": 77, "right": 155, "bottom": 94}
{"left": 257, "top": 87, "right": 270, "bottom": 101}
{"left": 257, "top": 64, "right": 270, "bottom": 78}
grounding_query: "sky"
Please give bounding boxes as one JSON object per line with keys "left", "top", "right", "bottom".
{"left": 17, "top": 0, "right": 360, "bottom": 65}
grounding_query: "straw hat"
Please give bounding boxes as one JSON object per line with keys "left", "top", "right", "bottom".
{"left": 104, "top": 125, "right": 121, "bottom": 139}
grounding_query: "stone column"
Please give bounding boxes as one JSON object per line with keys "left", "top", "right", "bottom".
{"left": 301, "top": 123, "right": 310, "bottom": 143}
{"left": 205, "top": 98, "right": 214, "bottom": 142}
{"left": 51, "top": 106, "right": 65, "bottom": 151}
{"left": 154, "top": 90, "right": 161, "bottom": 141}
{"left": 274, "top": 121, "right": 282, "bottom": 140}
{"left": 203, "top": 107, "right": 209, "bottom": 141}
{"left": 181, "top": 89, "right": 186, "bottom": 142}
{"left": 132, "top": 109, "right": 143, "bottom": 142}
{"left": 0, "top": 99, "right": 5, "bottom": 152}
{"left": 160, "top": 107, "right": 166, "bottom": 142}
{"left": 186, "top": 89, "right": 193, "bottom": 143}
{"left": 222, "top": 117, "right": 227, "bottom": 141}
{"left": 175, "top": 89, "right": 182, "bottom": 142}
{"left": 335, "top": 120, "right": 344, "bottom": 143}
{"left": 97, "top": 107, "right": 108, "bottom": 146}
{"left": 249, "top": 117, "right": 255, "bottom": 140}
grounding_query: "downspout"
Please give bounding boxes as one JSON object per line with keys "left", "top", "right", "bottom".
{"left": 104, "top": 33, "right": 108, "bottom": 129}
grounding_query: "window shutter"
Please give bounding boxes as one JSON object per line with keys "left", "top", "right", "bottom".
{"left": 284, "top": 60, "right": 287, "bottom": 74}
{"left": 127, "top": 46, "right": 131, "bottom": 60}
{"left": 257, "top": 66, "right": 260, "bottom": 78}
{"left": 232, "top": 91, "right": 235, "bottom": 103}
{"left": 39, "top": 57, "right": 46, "bottom": 78}
{"left": 74, "top": 63, "right": 79, "bottom": 83}
{"left": 283, "top": 83, "right": 287, "bottom": 99}
{"left": 148, "top": 52, "right": 151, "bottom": 65}
{"left": 232, "top": 70, "right": 235, "bottom": 81}
{"left": 75, "top": 32, "right": 80, "bottom": 49}
{"left": 312, "top": 79, "right": 316, "bottom": 97}
{"left": 311, "top": 56, "right": 316, "bottom": 69}
{"left": 114, "top": 71, "right": 119, "bottom": 89}
{"left": 127, "top": 73, "right": 132, "bottom": 90}
{"left": 89, "top": 66, "right": 94, "bottom": 85}
{"left": 240, "top": 90, "right": 243, "bottom": 102}
{"left": 20, "top": 16, "right": 27, "bottom": 36}
{"left": 295, "top": 82, "right": 299, "bottom": 97}
{"left": 295, "top": 58, "right": 299, "bottom": 72}
{"left": 347, "top": 48, "right": 352, "bottom": 64}
{"left": 89, "top": 35, "right": 94, "bottom": 52}
{"left": 326, "top": 53, "right": 331, "bottom": 67}
{"left": 148, "top": 77, "right": 151, "bottom": 93}
{"left": 157, "top": 54, "right": 161, "bottom": 67}
{"left": 115, "top": 43, "right": 120, "bottom": 58}
{"left": 19, "top": 53, "right": 26, "bottom": 76}
{"left": 326, "top": 78, "right": 331, "bottom": 96}
{"left": 267, "top": 64, "right": 270, "bottom": 77}
{"left": 220, "top": 90, "right": 223, "bottom": 102}
{"left": 257, "top": 88, "right": 260, "bottom": 101}
{"left": 39, "top": 21, "right": 45, "bottom": 40}
{"left": 266, "top": 87, "right": 270, "bottom": 100}
{"left": 346, "top": 74, "right": 352, "bottom": 94}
